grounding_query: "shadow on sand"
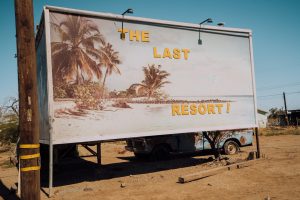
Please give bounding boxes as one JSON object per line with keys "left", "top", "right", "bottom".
{"left": 41, "top": 152, "right": 213, "bottom": 188}
{"left": 0, "top": 180, "right": 20, "bottom": 200}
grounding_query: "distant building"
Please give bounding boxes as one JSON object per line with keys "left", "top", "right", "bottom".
{"left": 288, "top": 110, "right": 300, "bottom": 126}
{"left": 275, "top": 109, "right": 300, "bottom": 126}
{"left": 257, "top": 109, "right": 268, "bottom": 128}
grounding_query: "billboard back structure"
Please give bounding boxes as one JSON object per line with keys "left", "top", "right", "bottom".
{"left": 36, "top": 6, "right": 257, "bottom": 145}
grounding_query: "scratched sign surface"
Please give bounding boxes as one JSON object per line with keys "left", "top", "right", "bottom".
{"left": 36, "top": 8, "right": 257, "bottom": 144}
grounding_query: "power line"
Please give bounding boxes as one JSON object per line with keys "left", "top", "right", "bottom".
{"left": 287, "top": 91, "right": 300, "bottom": 95}
{"left": 258, "top": 93, "right": 282, "bottom": 98}
{"left": 257, "top": 82, "right": 300, "bottom": 91}
{"left": 257, "top": 91, "right": 300, "bottom": 98}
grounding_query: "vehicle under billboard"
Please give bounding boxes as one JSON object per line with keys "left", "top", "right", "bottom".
{"left": 126, "top": 130, "right": 253, "bottom": 160}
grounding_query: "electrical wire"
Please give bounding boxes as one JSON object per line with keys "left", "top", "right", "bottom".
{"left": 257, "top": 91, "right": 300, "bottom": 98}
{"left": 257, "top": 82, "right": 300, "bottom": 91}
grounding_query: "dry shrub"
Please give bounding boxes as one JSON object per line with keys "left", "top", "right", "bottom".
{"left": 0, "top": 121, "right": 19, "bottom": 146}
{"left": 260, "top": 126, "right": 300, "bottom": 136}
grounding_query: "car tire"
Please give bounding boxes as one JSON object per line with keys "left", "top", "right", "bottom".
{"left": 224, "top": 140, "right": 239, "bottom": 155}
{"left": 150, "top": 144, "right": 171, "bottom": 161}
{"left": 134, "top": 152, "right": 149, "bottom": 160}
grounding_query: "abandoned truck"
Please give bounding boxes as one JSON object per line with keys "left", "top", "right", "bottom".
{"left": 126, "top": 130, "right": 253, "bottom": 159}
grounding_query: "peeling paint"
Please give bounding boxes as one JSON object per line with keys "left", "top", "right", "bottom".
{"left": 27, "top": 109, "right": 32, "bottom": 122}
{"left": 28, "top": 96, "right": 31, "bottom": 105}
{"left": 240, "top": 136, "right": 246, "bottom": 145}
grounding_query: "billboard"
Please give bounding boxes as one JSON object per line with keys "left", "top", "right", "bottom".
{"left": 37, "top": 7, "right": 257, "bottom": 144}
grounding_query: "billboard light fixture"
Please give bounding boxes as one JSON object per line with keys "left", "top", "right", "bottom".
{"left": 122, "top": 8, "right": 133, "bottom": 16}
{"left": 217, "top": 22, "right": 225, "bottom": 27}
{"left": 121, "top": 8, "right": 134, "bottom": 40}
{"left": 198, "top": 18, "right": 213, "bottom": 45}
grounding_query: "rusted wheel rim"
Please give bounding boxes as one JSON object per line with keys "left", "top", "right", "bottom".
{"left": 227, "top": 143, "right": 237, "bottom": 154}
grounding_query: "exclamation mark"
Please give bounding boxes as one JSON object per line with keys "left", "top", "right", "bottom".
{"left": 226, "top": 102, "right": 231, "bottom": 113}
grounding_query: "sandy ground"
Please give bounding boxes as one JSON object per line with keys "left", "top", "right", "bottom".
{"left": 1, "top": 135, "right": 300, "bottom": 200}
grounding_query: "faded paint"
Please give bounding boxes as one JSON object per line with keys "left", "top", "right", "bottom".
{"left": 36, "top": 6, "right": 257, "bottom": 144}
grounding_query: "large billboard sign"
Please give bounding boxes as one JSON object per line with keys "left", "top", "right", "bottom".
{"left": 36, "top": 7, "right": 257, "bottom": 144}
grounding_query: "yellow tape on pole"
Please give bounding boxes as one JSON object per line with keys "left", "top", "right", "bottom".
{"left": 19, "top": 144, "right": 40, "bottom": 149}
{"left": 20, "top": 153, "right": 40, "bottom": 160}
{"left": 20, "top": 166, "right": 40, "bottom": 172}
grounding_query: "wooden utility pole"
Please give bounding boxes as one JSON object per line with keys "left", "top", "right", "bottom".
{"left": 14, "top": 0, "right": 40, "bottom": 199}
{"left": 283, "top": 92, "right": 289, "bottom": 126}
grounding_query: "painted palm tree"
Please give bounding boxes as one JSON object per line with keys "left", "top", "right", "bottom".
{"left": 51, "top": 14, "right": 105, "bottom": 85}
{"left": 131, "top": 64, "right": 170, "bottom": 99}
{"left": 99, "top": 43, "right": 121, "bottom": 97}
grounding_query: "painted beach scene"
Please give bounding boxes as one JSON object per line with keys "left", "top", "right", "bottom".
{"left": 49, "top": 12, "right": 256, "bottom": 144}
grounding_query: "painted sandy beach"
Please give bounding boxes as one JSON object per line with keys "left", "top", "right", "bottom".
{"left": 52, "top": 97, "right": 255, "bottom": 144}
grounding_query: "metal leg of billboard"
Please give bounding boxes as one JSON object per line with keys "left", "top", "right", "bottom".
{"left": 255, "top": 127, "right": 260, "bottom": 158}
{"left": 48, "top": 143, "right": 53, "bottom": 197}
{"left": 97, "top": 143, "right": 101, "bottom": 165}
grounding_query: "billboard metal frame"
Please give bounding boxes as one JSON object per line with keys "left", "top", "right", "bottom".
{"left": 36, "top": 5, "right": 258, "bottom": 196}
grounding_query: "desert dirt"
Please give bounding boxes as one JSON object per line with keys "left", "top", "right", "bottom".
{"left": 1, "top": 135, "right": 300, "bottom": 200}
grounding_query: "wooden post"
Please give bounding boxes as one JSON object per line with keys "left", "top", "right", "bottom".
{"left": 97, "top": 143, "right": 101, "bottom": 165}
{"left": 14, "top": 0, "right": 40, "bottom": 199}
{"left": 178, "top": 159, "right": 262, "bottom": 183}
{"left": 255, "top": 127, "right": 260, "bottom": 158}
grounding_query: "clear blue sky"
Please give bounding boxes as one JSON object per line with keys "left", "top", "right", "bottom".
{"left": 1, "top": 0, "right": 300, "bottom": 111}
